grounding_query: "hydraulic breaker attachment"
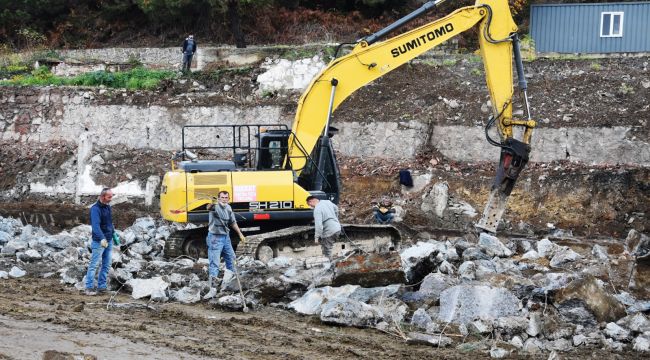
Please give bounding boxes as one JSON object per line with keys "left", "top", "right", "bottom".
{"left": 477, "top": 138, "right": 531, "bottom": 233}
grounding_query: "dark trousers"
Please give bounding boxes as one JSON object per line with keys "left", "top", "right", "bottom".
{"left": 182, "top": 53, "right": 194, "bottom": 71}
{"left": 320, "top": 232, "right": 340, "bottom": 259}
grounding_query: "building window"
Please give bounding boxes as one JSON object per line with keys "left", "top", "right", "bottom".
{"left": 600, "top": 12, "right": 624, "bottom": 37}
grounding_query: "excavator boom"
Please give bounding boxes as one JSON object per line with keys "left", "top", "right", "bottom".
{"left": 288, "top": 0, "right": 536, "bottom": 234}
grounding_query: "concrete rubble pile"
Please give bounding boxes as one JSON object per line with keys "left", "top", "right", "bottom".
{"left": 1, "top": 214, "right": 650, "bottom": 356}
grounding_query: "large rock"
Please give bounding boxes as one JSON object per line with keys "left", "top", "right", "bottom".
{"left": 0, "top": 216, "right": 22, "bottom": 235}
{"left": 604, "top": 322, "right": 631, "bottom": 341}
{"left": 549, "top": 247, "right": 582, "bottom": 268}
{"left": 553, "top": 275, "right": 626, "bottom": 323}
{"left": 174, "top": 285, "right": 202, "bottom": 304}
{"left": 4, "top": 240, "right": 27, "bottom": 253}
{"left": 478, "top": 233, "right": 512, "bottom": 258}
{"left": 416, "top": 272, "right": 459, "bottom": 303}
{"left": 18, "top": 249, "right": 42, "bottom": 262}
{"left": 320, "top": 298, "right": 382, "bottom": 327}
{"left": 438, "top": 285, "right": 520, "bottom": 324}
{"left": 633, "top": 334, "right": 650, "bottom": 352}
{"left": 626, "top": 229, "right": 650, "bottom": 256}
{"left": 400, "top": 241, "right": 442, "bottom": 283}
{"left": 288, "top": 285, "right": 359, "bottom": 315}
{"left": 411, "top": 308, "right": 434, "bottom": 330}
{"left": 9, "top": 266, "right": 26, "bottom": 278}
{"left": 129, "top": 216, "right": 156, "bottom": 234}
{"left": 537, "top": 238, "right": 559, "bottom": 258}
{"left": 129, "top": 241, "right": 153, "bottom": 255}
{"left": 617, "top": 313, "right": 650, "bottom": 334}
{"left": 127, "top": 277, "right": 170, "bottom": 299}
{"left": 215, "top": 294, "right": 247, "bottom": 311}
{"left": 60, "top": 265, "right": 87, "bottom": 285}
{"left": 0, "top": 230, "right": 12, "bottom": 245}
{"left": 420, "top": 182, "right": 448, "bottom": 217}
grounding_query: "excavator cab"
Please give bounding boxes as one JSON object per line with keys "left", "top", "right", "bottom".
{"left": 256, "top": 130, "right": 290, "bottom": 170}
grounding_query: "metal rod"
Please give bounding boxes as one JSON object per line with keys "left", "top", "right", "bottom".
{"left": 314, "top": 78, "right": 338, "bottom": 191}
{"left": 363, "top": 0, "right": 447, "bottom": 45}
{"left": 324, "top": 78, "right": 338, "bottom": 136}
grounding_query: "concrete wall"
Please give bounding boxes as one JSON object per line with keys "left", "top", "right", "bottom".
{"left": 3, "top": 87, "right": 649, "bottom": 164}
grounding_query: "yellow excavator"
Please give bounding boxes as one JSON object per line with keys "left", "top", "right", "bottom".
{"left": 160, "top": 0, "right": 536, "bottom": 260}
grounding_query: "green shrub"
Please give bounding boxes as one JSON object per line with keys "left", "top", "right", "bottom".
{"left": 0, "top": 66, "right": 176, "bottom": 89}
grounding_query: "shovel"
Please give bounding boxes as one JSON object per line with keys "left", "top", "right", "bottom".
{"left": 233, "top": 258, "right": 249, "bottom": 313}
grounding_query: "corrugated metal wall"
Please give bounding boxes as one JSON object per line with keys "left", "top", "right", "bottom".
{"left": 530, "top": 2, "right": 650, "bottom": 53}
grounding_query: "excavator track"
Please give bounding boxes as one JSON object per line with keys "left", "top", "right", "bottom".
{"left": 164, "top": 224, "right": 401, "bottom": 262}
{"left": 235, "top": 224, "right": 401, "bottom": 262}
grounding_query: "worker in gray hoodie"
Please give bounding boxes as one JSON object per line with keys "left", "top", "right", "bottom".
{"left": 306, "top": 196, "right": 341, "bottom": 259}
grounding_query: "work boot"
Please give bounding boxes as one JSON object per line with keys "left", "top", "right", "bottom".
{"left": 84, "top": 289, "right": 97, "bottom": 296}
{"left": 97, "top": 288, "right": 108, "bottom": 295}
{"left": 203, "top": 287, "right": 218, "bottom": 300}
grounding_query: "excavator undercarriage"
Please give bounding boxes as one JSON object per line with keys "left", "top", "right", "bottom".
{"left": 164, "top": 224, "right": 401, "bottom": 262}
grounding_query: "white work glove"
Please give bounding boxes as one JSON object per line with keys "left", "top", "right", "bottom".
{"left": 239, "top": 234, "right": 246, "bottom": 244}
{"left": 100, "top": 239, "right": 108, "bottom": 248}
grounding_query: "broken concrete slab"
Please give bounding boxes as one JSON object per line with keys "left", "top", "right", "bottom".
{"left": 288, "top": 285, "right": 359, "bottom": 315}
{"left": 556, "top": 298, "right": 598, "bottom": 326}
{"left": 416, "top": 272, "right": 459, "bottom": 304}
{"left": 0, "top": 231, "right": 12, "bottom": 245}
{"left": 127, "top": 277, "right": 170, "bottom": 299}
{"left": 332, "top": 252, "right": 405, "bottom": 287}
{"left": 617, "top": 313, "right": 650, "bottom": 334}
{"left": 9, "top": 266, "right": 26, "bottom": 278}
{"left": 549, "top": 247, "right": 582, "bottom": 268}
{"left": 406, "top": 332, "right": 452, "bottom": 347}
{"left": 553, "top": 274, "right": 626, "bottom": 323}
{"left": 320, "top": 298, "right": 381, "bottom": 327}
{"left": 537, "top": 238, "right": 559, "bottom": 258}
{"left": 174, "top": 284, "right": 202, "bottom": 304}
{"left": 0, "top": 271, "right": 8, "bottom": 279}
{"left": 462, "top": 247, "right": 491, "bottom": 261}
{"left": 478, "top": 233, "right": 513, "bottom": 257}
{"left": 18, "top": 249, "right": 42, "bottom": 262}
{"left": 626, "top": 229, "right": 650, "bottom": 257}
{"left": 494, "top": 316, "right": 528, "bottom": 337}
{"left": 215, "top": 294, "right": 246, "bottom": 311}
{"left": 411, "top": 308, "right": 434, "bottom": 330}
{"left": 151, "top": 288, "right": 169, "bottom": 302}
{"left": 633, "top": 334, "right": 650, "bottom": 352}
{"left": 438, "top": 285, "right": 520, "bottom": 324}
{"left": 400, "top": 241, "right": 441, "bottom": 283}
{"left": 592, "top": 244, "right": 609, "bottom": 261}
{"left": 59, "top": 265, "right": 86, "bottom": 285}
{"left": 604, "top": 322, "right": 631, "bottom": 341}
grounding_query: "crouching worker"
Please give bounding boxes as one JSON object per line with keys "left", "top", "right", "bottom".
{"left": 373, "top": 197, "right": 395, "bottom": 224}
{"left": 205, "top": 190, "right": 246, "bottom": 298}
{"left": 84, "top": 187, "right": 115, "bottom": 296}
{"left": 306, "top": 195, "right": 341, "bottom": 260}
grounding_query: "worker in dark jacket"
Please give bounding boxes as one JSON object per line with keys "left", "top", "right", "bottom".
{"left": 84, "top": 187, "right": 115, "bottom": 296}
{"left": 181, "top": 34, "right": 197, "bottom": 72}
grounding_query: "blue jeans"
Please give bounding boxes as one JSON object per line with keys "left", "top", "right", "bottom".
{"left": 374, "top": 211, "right": 394, "bottom": 224}
{"left": 207, "top": 232, "right": 235, "bottom": 278}
{"left": 85, "top": 240, "right": 112, "bottom": 290}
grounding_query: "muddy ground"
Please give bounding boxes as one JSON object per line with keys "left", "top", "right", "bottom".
{"left": 0, "top": 277, "right": 641, "bottom": 360}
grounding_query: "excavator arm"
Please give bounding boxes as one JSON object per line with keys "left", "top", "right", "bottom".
{"left": 286, "top": 0, "right": 537, "bottom": 234}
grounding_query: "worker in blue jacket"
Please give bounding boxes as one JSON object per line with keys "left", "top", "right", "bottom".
{"left": 84, "top": 187, "right": 115, "bottom": 296}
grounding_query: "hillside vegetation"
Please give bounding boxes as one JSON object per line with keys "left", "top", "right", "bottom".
{"left": 1, "top": 0, "right": 589, "bottom": 51}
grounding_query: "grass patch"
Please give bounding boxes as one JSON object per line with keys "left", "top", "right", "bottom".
{"left": 0, "top": 66, "right": 177, "bottom": 90}
{"left": 442, "top": 58, "right": 457, "bottom": 66}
